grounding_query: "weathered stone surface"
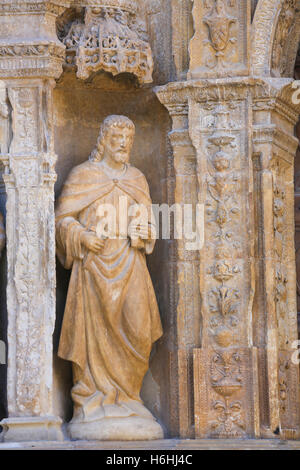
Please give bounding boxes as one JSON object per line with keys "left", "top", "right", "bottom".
{"left": 0, "top": 0, "right": 300, "bottom": 446}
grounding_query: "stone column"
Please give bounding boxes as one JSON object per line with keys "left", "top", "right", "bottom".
{"left": 156, "top": 0, "right": 260, "bottom": 439}
{"left": 153, "top": 91, "right": 201, "bottom": 438}
{"left": 156, "top": 78, "right": 261, "bottom": 439}
{"left": 252, "top": 79, "right": 300, "bottom": 439}
{"left": 156, "top": 0, "right": 300, "bottom": 440}
{"left": 0, "top": 0, "right": 68, "bottom": 441}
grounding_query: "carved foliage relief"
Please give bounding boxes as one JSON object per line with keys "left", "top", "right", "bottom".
{"left": 270, "top": 157, "right": 290, "bottom": 351}
{"left": 191, "top": 99, "right": 245, "bottom": 349}
{"left": 270, "top": 155, "right": 294, "bottom": 421}
{"left": 8, "top": 87, "right": 39, "bottom": 155}
{"left": 189, "top": 89, "right": 252, "bottom": 437}
{"left": 209, "top": 350, "right": 245, "bottom": 437}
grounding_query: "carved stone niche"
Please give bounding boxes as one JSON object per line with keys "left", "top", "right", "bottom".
{"left": 56, "top": 0, "right": 154, "bottom": 84}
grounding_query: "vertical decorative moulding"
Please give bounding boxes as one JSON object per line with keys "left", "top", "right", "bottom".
{"left": 188, "top": 82, "right": 258, "bottom": 438}
{"left": 0, "top": 79, "right": 62, "bottom": 442}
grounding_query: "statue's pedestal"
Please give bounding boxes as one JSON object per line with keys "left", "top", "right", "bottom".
{"left": 68, "top": 416, "right": 164, "bottom": 441}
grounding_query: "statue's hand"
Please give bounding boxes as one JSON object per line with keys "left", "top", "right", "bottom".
{"left": 128, "top": 224, "right": 149, "bottom": 240}
{"left": 128, "top": 223, "right": 151, "bottom": 250}
{"left": 81, "top": 232, "right": 105, "bottom": 254}
{"left": 128, "top": 222, "right": 150, "bottom": 241}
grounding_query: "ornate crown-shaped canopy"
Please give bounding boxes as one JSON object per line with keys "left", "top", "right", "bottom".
{"left": 60, "top": 0, "right": 153, "bottom": 84}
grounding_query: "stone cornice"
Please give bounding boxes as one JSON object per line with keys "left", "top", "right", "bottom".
{"left": 0, "top": 43, "right": 65, "bottom": 59}
{"left": 155, "top": 77, "right": 300, "bottom": 124}
{"left": 70, "top": 0, "right": 137, "bottom": 13}
{"left": 253, "top": 125, "right": 298, "bottom": 161}
{"left": 0, "top": 0, "right": 69, "bottom": 15}
{"left": 0, "top": 52, "right": 65, "bottom": 79}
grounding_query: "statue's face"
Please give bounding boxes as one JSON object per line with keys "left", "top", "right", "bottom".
{"left": 213, "top": 153, "right": 230, "bottom": 172}
{"left": 104, "top": 125, "right": 134, "bottom": 164}
{"left": 216, "top": 0, "right": 224, "bottom": 14}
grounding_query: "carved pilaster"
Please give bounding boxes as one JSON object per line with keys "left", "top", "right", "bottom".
{"left": 155, "top": 89, "right": 200, "bottom": 438}
{"left": 252, "top": 79, "right": 300, "bottom": 439}
{"left": 156, "top": 78, "right": 261, "bottom": 439}
{"left": 188, "top": 80, "right": 258, "bottom": 438}
{"left": 0, "top": 0, "right": 68, "bottom": 442}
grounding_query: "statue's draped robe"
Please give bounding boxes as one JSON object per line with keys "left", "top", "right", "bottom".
{"left": 55, "top": 161, "right": 162, "bottom": 422}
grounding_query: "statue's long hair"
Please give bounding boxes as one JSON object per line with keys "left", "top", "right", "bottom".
{"left": 89, "top": 115, "right": 135, "bottom": 162}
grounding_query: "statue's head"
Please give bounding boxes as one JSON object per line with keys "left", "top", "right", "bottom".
{"left": 90, "top": 115, "right": 135, "bottom": 164}
{"left": 215, "top": 0, "right": 225, "bottom": 14}
{"left": 212, "top": 150, "right": 230, "bottom": 172}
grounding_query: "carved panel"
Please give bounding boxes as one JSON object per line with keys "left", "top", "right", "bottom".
{"left": 189, "top": 0, "right": 250, "bottom": 78}
{"left": 8, "top": 87, "right": 39, "bottom": 155}
{"left": 188, "top": 83, "right": 257, "bottom": 438}
{"left": 189, "top": 95, "right": 251, "bottom": 351}
{"left": 194, "top": 348, "right": 256, "bottom": 438}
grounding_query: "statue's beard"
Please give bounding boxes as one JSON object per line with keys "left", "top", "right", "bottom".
{"left": 114, "top": 152, "right": 129, "bottom": 163}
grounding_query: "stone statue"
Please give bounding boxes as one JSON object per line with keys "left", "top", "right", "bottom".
{"left": 55, "top": 115, "right": 163, "bottom": 441}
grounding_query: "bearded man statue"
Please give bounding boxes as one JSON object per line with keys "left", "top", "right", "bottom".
{"left": 55, "top": 115, "right": 163, "bottom": 441}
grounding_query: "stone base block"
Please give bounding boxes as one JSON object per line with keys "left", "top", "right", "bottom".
{"left": 68, "top": 416, "right": 164, "bottom": 441}
{"left": 0, "top": 416, "right": 64, "bottom": 442}
{"left": 280, "top": 429, "right": 300, "bottom": 440}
